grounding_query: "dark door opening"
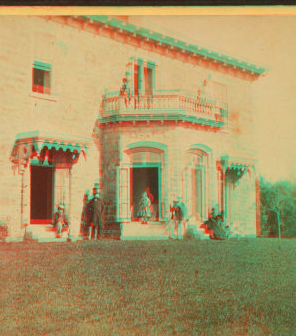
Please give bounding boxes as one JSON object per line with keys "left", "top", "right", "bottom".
{"left": 30, "top": 166, "right": 54, "bottom": 224}
{"left": 131, "top": 167, "right": 159, "bottom": 220}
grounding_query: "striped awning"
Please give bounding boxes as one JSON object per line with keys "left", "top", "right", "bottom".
{"left": 10, "top": 130, "right": 92, "bottom": 165}
{"left": 220, "top": 155, "right": 256, "bottom": 172}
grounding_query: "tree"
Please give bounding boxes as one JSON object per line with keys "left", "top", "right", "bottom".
{"left": 260, "top": 177, "right": 296, "bottom": 237}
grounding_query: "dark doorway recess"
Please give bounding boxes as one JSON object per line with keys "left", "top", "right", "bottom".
{"left": 30, "top": 166, "right": 54, "bottom": 224}
{"left": 131, "top": 167, "right": 159, "bottom": 220}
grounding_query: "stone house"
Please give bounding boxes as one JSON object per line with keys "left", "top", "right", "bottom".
{"left": 0, "top": 15, "right": 265, "bottom": 240}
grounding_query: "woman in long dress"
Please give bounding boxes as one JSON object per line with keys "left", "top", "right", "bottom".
{"left": 137, "top": 191, "right": 152, "bottom": 224}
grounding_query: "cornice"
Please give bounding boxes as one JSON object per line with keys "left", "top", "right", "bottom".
{"left": 42, "top": 15, "right": 268, "bottom": 80}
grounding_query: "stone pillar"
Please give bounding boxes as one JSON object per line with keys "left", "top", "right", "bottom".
{"left": 138, "top": 59, "right": 144, "bottom": 97}
{"left": 22, "top": 163, "right": 32, "bottom": 240}
{"left": 9, "top": 166, "right": 24, "bottom": 239}
{"left": 21, "top": 163, "right": 31, "bottom": 227}
{"left": 162, "top": 162, "right": 169, "bottom": 220}
{"left": 68, "top": 158, "right": 85, "bottom": 239}
{"left": 255, "top": 172, "right": 261, "bottom": 236}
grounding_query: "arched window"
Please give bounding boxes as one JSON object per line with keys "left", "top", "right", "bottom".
{"left": 185, "top": 148, "right": 210, "bottom": 221}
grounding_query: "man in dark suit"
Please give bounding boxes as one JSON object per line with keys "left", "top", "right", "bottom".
{"left": 88, "top": 193, "right": 104, "bottom": 240}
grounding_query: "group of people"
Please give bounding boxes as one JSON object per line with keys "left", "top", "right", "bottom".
{"left": 53, "top": 184, "right": 187, "bottom": 240}
{"left": 53, "top": 192, "right": 104, "bottom": 240}
{"left": 136, "top": 188, "right": 187, "bottom": 239}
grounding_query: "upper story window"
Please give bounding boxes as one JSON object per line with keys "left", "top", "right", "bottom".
{"left": 32, "top": 61, "right": 51, "bottom": 94}
{"left": 133, "top": 58, "right": 155, "bottom": 97}
{"left": 212, "top": 82, "right": 227, "bottom": 103}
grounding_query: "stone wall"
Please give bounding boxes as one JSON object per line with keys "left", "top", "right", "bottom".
{"left": 0, "top": 16, "right": 260, "bottom": 235}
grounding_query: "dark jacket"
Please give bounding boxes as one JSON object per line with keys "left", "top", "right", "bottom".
{"left": 170, "top": 204, "right": 184, "bottom": 221}
{"left": 88, "top": 197, "right": 104, "bottom": 224}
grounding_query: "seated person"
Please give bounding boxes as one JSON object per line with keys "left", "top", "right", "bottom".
{"left": 54, "top": 204, "right": 69, "bottom": 237}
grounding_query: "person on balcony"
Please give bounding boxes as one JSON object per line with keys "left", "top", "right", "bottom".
{"left": 120, "top": 76, "right": 130, "bottom": 107}
{"left": 137, "top": 191, "right": 151, "bottom": 224}
{"left": 54, "top": 204, "right": 69, "bottom": 238}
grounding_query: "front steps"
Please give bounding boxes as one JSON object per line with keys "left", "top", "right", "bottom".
{"left": 23, "top": 224, "right": 80, "bottom": 243}
{"left": 121, "top": 221, "right": 170, "bottom": 240}
{"left": 4, "top": 220, "right": 212, "bottom": 242}
{"left": 186, "top": 218, "right": 211, "bottom": 240}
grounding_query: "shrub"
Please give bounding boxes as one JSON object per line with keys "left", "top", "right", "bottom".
{"left": 203, "top": 208, "right": 243, "bottom": 239}
{"left": 0, "top": 220, "right": 9, "bottom": 241}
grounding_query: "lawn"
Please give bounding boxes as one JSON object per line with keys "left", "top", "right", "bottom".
{"left": 0, "top": 238, "right": 295, "bottom": 336}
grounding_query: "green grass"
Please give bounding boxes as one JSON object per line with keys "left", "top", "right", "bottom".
{"left": 0, "top": 239, "right": 295, "bottom": 336}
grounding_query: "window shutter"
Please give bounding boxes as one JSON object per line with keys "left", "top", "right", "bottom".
{"left": 184, "top": 164, "right": 193, "bottom": 219}
{"left": 116, "top": 163, "right": 131, "bottom": 221}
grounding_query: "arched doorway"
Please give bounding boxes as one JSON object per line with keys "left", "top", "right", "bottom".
{"left": 128, "top": 147, "right": 163, "bottom": 221}
{"left": 118, "top": 144, "right": 167, "bottom": 222}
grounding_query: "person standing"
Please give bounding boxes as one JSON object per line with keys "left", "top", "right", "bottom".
{"left": 88, "top": 193, "right": 104, "bottom": 240}
{"left": 145, "top": 187, "right": 154, "bottom": 218}
{"left": 137, "top": 191, "right": 151, "bottom": 224}
{"left": 170, "top": 199, "right": 185, "bottom": 239}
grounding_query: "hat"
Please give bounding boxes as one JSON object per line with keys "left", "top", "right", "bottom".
{"left": 58, "top": 204, "right": 65, "bottom": 210}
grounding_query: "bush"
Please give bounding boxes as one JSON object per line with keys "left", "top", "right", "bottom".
{"left": 203, "top": 209, "right": 231, "bottom": 239}
{"left": 0, "top": 220, "right": 9, "bottom": 241}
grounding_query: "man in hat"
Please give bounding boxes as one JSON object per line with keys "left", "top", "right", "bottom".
{"left": 170, "top": 197, "right": 187, "bottom": 239}
{"left": 88, "top": 192, "right": 104, "bottom": 240}
{"left": 53, "top": 204, "right": 69, "bottom": 238}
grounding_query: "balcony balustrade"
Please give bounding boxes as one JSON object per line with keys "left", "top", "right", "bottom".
{"left": 100, "top": 90, "right": 227, "bottom": 125}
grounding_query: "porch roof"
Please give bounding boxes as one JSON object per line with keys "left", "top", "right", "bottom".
{"left": 221, "top": 155, "right": 257, "bottom": 170}
{"left": 220, "top": 155, "right": 257, "bottom": 171}
{"left": 10, "top": 130, "right": 93, "bottom": 164}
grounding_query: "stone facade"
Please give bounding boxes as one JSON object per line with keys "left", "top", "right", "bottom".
{"left": 0, "top": 15, "right": 265, "bottom": 240}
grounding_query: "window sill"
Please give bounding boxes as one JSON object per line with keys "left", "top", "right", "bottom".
{"left": 30, "top": 92, "right": 58, "bottom": 102}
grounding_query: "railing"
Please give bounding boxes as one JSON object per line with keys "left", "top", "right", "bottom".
{"left": 101, "top": 90, "right": 227, "bottom": 121}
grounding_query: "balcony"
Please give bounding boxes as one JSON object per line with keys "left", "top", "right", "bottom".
{"left": 99, "top": 90, "right": 227, "bottom": 127}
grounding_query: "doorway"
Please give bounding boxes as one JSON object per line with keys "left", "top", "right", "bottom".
{"left": 131, "top": 167, "right": 159, "bottom": 220}
{"left": 30, "top": 165, "right": 54, "bottom": 224}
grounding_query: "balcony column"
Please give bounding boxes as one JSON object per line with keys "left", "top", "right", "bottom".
{"left": 138, "top": 59, "right": 145, "bottom": 98}
{"left": 21, "top": 161, "right": 31, "bottom": 231}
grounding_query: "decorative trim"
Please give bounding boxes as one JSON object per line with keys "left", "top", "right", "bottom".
{"left": 85, "top": 16, "right": 266, "bottom": 77}
{"left": 10, "top": 131, "right": 92, "bottom": 172}
{"left": 99, "top": 114, "right": 226, "bottom": 127}
{"left": 43, "top": 16, "right": 267, "bottom": 79}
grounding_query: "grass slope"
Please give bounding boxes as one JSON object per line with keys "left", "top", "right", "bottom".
{"left": 0, "top": 239, "right": 295, "bottom": 336}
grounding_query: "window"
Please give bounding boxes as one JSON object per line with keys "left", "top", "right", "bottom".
{"left": 32, "top": 61, "right": 51, "bottom": 94}
{"left": 212, "top": 82, "right": 227, "bottom": 103}
{"left": 133, "top": 58, "right": 155, "bottom": 97}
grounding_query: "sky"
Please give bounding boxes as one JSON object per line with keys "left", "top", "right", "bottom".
{"left": 131, "top": 15, "right": 296, "bottom": 182}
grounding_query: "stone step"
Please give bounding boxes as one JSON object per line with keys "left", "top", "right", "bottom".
{"left": 26, "top": 225, "right": 69, "bottom": 239}
{"left": 121, "top": 221, "right": 170, "bottom": 241}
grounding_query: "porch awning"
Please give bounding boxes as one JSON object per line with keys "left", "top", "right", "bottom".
{"left": 10, "top": 130, "right": 92, "bottom": 165}
{"left": 220, "top": 155, "right": 257, "bottom": 172}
